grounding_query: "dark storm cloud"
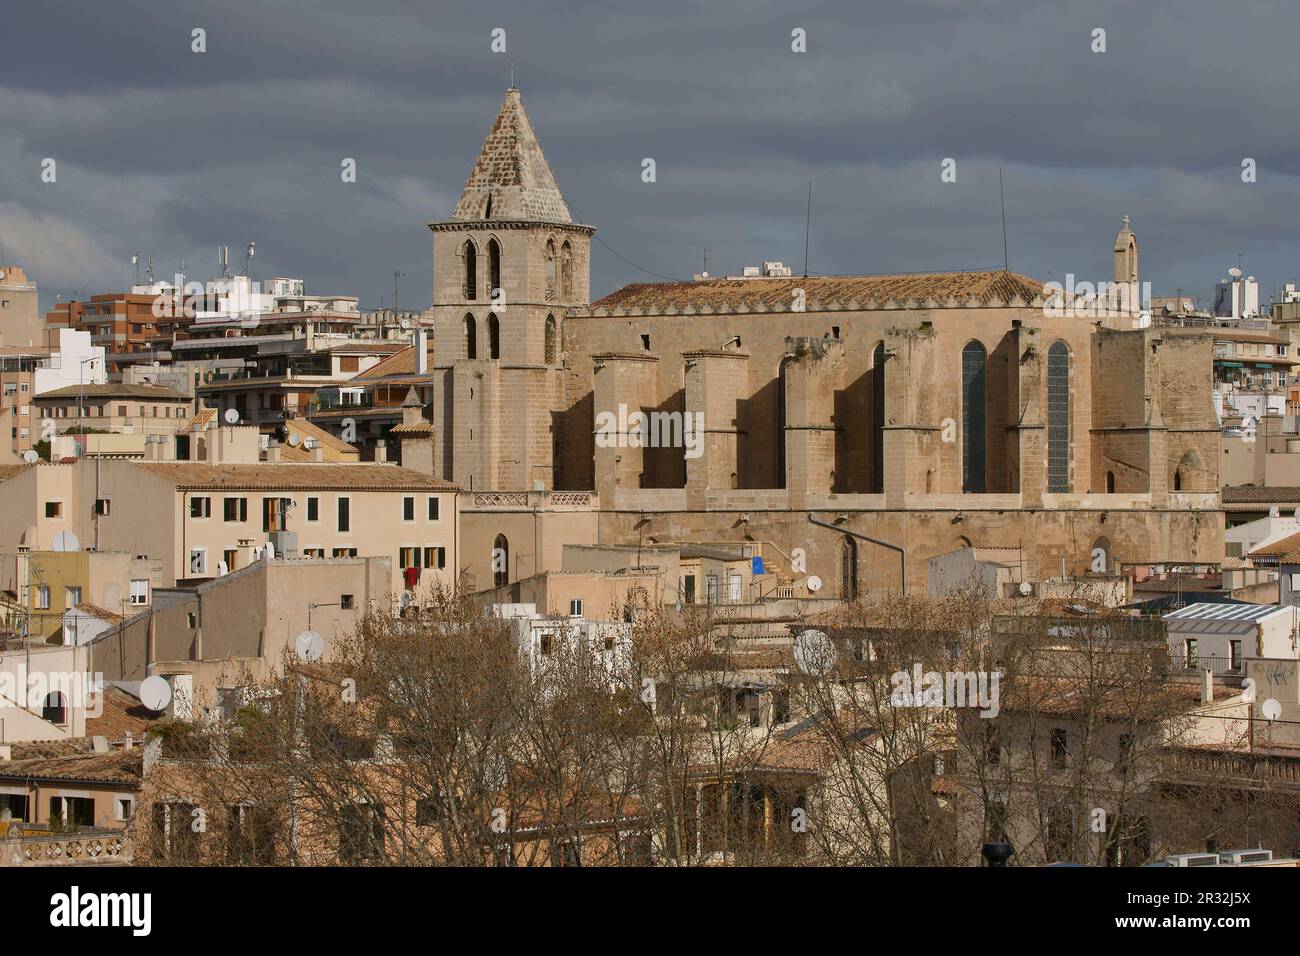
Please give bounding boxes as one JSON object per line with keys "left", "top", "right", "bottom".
{"left": 1, "top": 0, "right": 1297, "bottom": 310}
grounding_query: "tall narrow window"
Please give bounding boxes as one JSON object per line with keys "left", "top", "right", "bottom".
{"left": 544, "top": 239, "right": 557, "bottom": 299}
{"left": 493, "top": 534, "right": 509, "bottom": 589}
{"left": 841, "top": 536, "right": 858, "bottom": 601}
{"left": 961, "top": 341, "right": 987, "bottom": 493}
{"left": 487, "top": 238, "right": 501, "bottom": 298}
{"left": 872, "top": 342, "right": 886, "bottom": 493}
{"left": 560, "top": 241, "right": 574, "bottom": 300}
{"left": 1046, "top": 341, "right": 1071, "bottom": 492}
{"left": 544, "top": 315, "right": 557, "bottom": 364}
{"left": 488, "top": 314, "right": 500, "bottom": 360}
{"left": 464, "top": 314, "right": 477, "bottom": 359}
{"left": 462, "top": 240, "right": 477, "bottom": 300}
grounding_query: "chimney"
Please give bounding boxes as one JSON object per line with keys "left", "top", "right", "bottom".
{"left": 207, "top": 418, "right": 220, "bottom": 464}
{"left": 144, "top": 435, "right": 158, "bottom": 461}
{"left": 0, "top": 744, "right": 10, "bottom": 761}
{"left": 1201, "top": 668, "right": 1214, "bottom": 703}
{"left": 374, "top": 443, "right": 388, "bottom": 464}
{"left": 413, "top": 329, "right": 428, "bottom": 375}
{"left": 309, "top": 445, "right": 324, "bottom": 463}
{"left": 266, "top": 443, "right": 282, "bottom": 463}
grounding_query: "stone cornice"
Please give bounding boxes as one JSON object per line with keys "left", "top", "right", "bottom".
{"left": 428, "top": 219, "right": 596, "bottom": 237}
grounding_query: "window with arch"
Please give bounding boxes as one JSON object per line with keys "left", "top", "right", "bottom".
{"left": 1106, "top": 470, "right": 1116, "bottom": 493}
{"left": 1175, "top": 450, "right": 1202, "bottom": 492}
{"left": 462, "top": 240, "right": 477, "bottom": 301}
{"left": 544, "top": 239, "right": 557, "bottom": 299}
{"left": 488, "top": 314, "right": 500, "bottom": 360}
{"left": 1091, "top": 537, "right": 1111, "bottom": 575}
{"left": 487, "top": 238, "right": 502, "bottom": 298}
{"left": 841, "top": 536, "right": 859, "bottom": 601}
{"left": 493, "top": 534, "right": 509, "bottom": 589}
{"left": 872, "top": 342, "right": 886, "bottom": 493}
{"left": 1046, "top": 341, "right": 1071, "bottom": 492}
{"left": 544, "top": 315, "right": 557, "bottom": 364}
{"left": 463, "top": 314, "right": 477, "bottom": 360}
{"left": 560, "top": 241, "right": 574, "bottom": 300}
{"left": 961, "top": 341, "right": 987, "bottom": 493}
{"left": 43, "top": 691, "right": 67, "bottom": 724}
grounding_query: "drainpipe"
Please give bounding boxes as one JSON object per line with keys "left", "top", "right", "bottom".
{"left": 807, "top": 514, "right": 907, "bottom": 595}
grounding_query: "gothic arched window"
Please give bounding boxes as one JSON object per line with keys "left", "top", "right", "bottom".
{"left": 872, "top": 342, "right": 886, "bottom": 493}
{"left": 493, "top": 534, "right": 509, "bottom": 589}
{"left": 487, "top": 238, "right": 502, "bottom": 298}
{"left": 560, "top": 241, "right": 574, "bottom": 300}
{"left": 488, "top": 314, "right": 500, "bottom": 360}
{"left": 544, "top": 315, "right": 557, "bottom": 364}
{"left": 544, "top": 239, "right": 557, "bottom": 299}
{"left": 961, "top": 341, "right": 987, "bottom": 493}
{"left": 1046, "top": 341, "right": 1071, "bottom": 492}
{"left": 462, "top": 240, "right": 477, "bottom": 301}
{"left": 841, "top": 536, "right": 859, "bottom": 601}
{"left": 464, "top": 314, "right": 477, "bottom": 360}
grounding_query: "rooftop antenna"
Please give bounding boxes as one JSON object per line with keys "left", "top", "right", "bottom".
{"left": 131, "top": 252, "right": 140, "bottom": 286}
{"left": 394, "top": 270, "right": 405, "bottom": 314}
{"left": 509, "top": 60, "right": 515, "bottom": 89}
{"left": 145, "top": 256, "right": 155, "bottom": 285}
{"left": 803, "top": 181, "right": 812, "bottom": 278}
{"left": 999, "top": 167, "right": 1009, "bottom": 271}
{"left": 243, "top": 241, "right": 255, "bottom": 276}
{"left": 703, "top": 248, "right": 709, "bottom": 275}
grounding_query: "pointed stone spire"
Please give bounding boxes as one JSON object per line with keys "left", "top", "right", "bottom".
{"left": 451, "top": 88, "right": 573, "bottom": 224}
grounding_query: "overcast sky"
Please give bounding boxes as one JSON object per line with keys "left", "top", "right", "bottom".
{"left": 2, "top": 0, "right": 1297, "bottom": 313}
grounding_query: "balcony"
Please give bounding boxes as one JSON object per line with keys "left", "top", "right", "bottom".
{"left": 0, "top": 828, "right": 130, "bottom": 866}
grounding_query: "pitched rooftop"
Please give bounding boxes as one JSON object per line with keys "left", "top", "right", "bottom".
{"left": 448, "top": 88, "right": 574, "bottom": 224}
{"left": 588, "top": 270, "right": 1046, "bottom": 315}
{"left": 134, "top": 461, "right": 457, "bottom": 491}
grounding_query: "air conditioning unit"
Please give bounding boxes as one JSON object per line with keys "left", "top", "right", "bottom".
{"left": 268, "top": 530, "right": 298, "bottom": 560}
{"left": 1165, "top": 852, "right": 1220, "bottom": 867}
{"left": 1220, "top": 848, "right": 1272, "bottom": 865}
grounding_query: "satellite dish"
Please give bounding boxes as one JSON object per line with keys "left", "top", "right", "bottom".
{"left": 1262, "top": 698, "right": 1282, "bottom": 721}
{"left": 223, "top": 408, "right": 240, "bottom": 425}
{"left": 139, "top": 675, "right": 172, "bottom": 712}
{"left": 805, "top": 575, "right": 822, "bottom": 593}
{"left": 0, "top": 270, "right": 6, "bottom": 281}
{"left": 21, "top": 450, "right": 38, "bottom": 464}
{"left": 399, "top": 318, "right": 411, "bottom": 329}
{"left": 52, "top": 530, "right": 80, "bottom": 552}
{"left": 295, "top": 630, "right": 325, "bottom": 663}
{"left": 794, "top": 629, "right": 836, "bottom": 677}
{"left": 1229, "top": 267, "right": 1243, "bottom": 278}
{"left": 287, "top": 434, "right": 301, "bottom": 447}
{"left": 1018, "top": 581, "right": 1032, "bottom": 596}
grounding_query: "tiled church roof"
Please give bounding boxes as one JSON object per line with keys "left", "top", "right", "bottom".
{"left": 450, "top": 88, "right": 574, "bottom": 224}
{"left": 589, "top": 270, "right": 1045, "bottom": 314}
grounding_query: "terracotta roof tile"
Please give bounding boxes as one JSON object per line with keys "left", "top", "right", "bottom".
{"left": 590, "top": 270, "right": 1045, "bottom": 314}
{"left": 35, "top": 383, "right": 189, "bottom": 400}
{"left": 134, "top": 461, "right": 457, "bottom": 491}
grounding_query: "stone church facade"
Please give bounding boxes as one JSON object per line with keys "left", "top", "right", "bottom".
{"left": 414, "top": 88, "right": 1221, "bottom": 595}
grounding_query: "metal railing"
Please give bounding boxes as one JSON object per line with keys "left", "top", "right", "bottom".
{"left": 1170, "top": 653, "right": 1243, "bottom": 676}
